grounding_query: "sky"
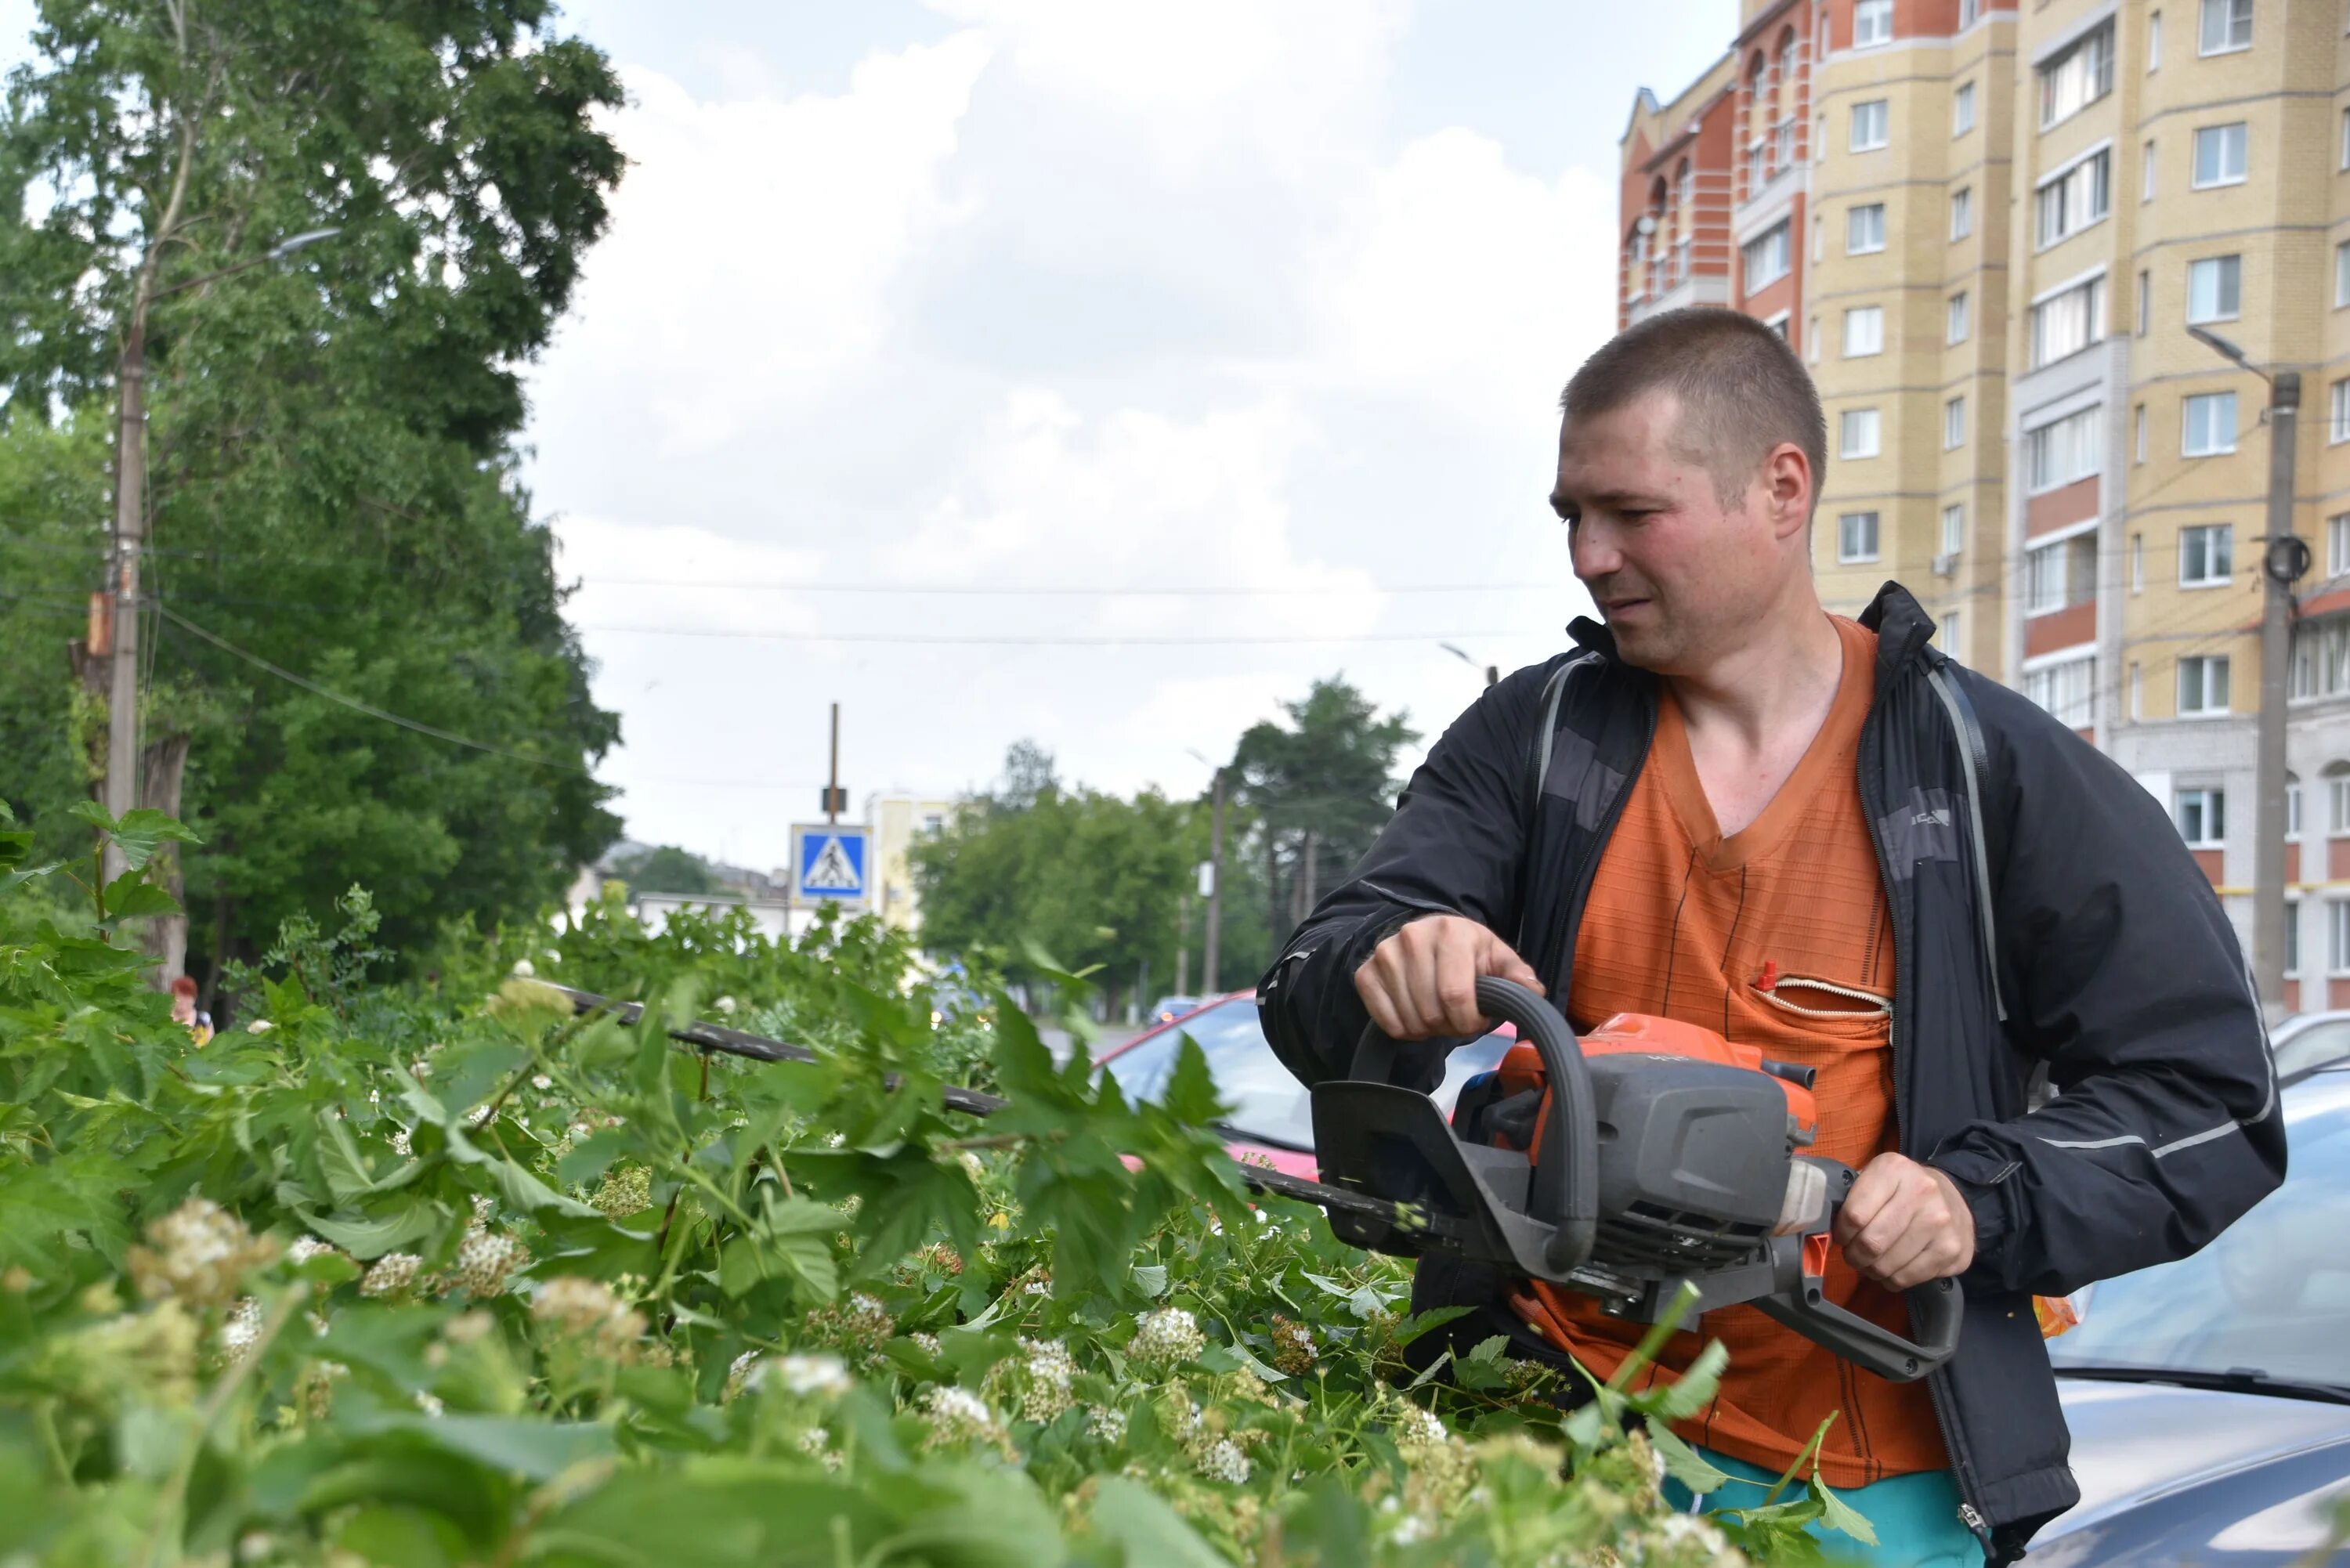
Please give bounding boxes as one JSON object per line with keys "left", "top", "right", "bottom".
{"left": 3, "top": 0, "right": 1737, "bottom": 875}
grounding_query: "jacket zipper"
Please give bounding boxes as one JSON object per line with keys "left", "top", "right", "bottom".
{"left": 1856, "top": 661, "right": 1994, "bottom": 1556}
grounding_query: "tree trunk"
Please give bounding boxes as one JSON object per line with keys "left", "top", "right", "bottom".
{"left": 137, "top": 732, "right": 192, "bottom": 988}
{"left": 1302, "top": 831, "right": 1319, "bottom": 912}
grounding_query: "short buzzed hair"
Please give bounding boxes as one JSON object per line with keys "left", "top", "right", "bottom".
{"left": 1561, "top": 307, "right": 1828, "bottom": 513}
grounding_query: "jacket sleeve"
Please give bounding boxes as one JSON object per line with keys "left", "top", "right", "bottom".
{"left": 1256, "top": 661, "right": 1554, "bottom": 1093}
{"left": 1927, "top": 677, "right": 2287, "bottom": 1299}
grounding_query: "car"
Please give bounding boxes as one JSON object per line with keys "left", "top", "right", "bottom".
{"left": 2271, "top": 1010, "right": 2350, "bottom": 1086}
{"left": 2035, "top": 1061, "right": 2350, "bottom": 1563}
{"left": 1094, "top": 990, "right": 1512, "bottom": 1180}
{"left": 1141, "top": 995, "right": 1204, "bottom": 1028}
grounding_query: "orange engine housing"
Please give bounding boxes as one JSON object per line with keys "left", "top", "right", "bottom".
{"left": 1484, "top": 1010, "right": 1820, "bottom": 1151}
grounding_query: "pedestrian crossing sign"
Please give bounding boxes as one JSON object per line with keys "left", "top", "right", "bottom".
{"left": 790, "top": 823, "right": 870, "bottom": 906}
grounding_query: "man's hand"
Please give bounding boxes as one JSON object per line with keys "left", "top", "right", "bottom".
{"left": 1353, "top": 915, "right": 1543, "bottom": 1040}
{"left": 1835, "top": 1153, "right": 1976, "bottom": 1291}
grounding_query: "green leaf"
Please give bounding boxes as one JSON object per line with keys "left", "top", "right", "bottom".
{"left": 341, "top": 1411, "right": 618, "bottom": 1483}
{"left": 1810, "top": 1472, "right": 1879, "bottom": 1547}
{"left": 318, "top": 1111, "right": 381, "bottom": 1205}
{"left": 297, "top": 1203, "right": 438, "bottom": 1259}
{"left": 1086, "top": 1476, "right": 1231, "bottom": 1568}
{"left": 1130, "top": 1263, "right": 1168, "bottom": 1298}
{"left": 1643, "top": 1339, "right": 1730, "bottom": 1422}
{"left": 1647, "top": 1423, "right": 1733, "bottom": 1494}
{"left": 97, "top": 870, "right": 179, "bottom": 922}
{"left": 1157, "top": 1035, "right": 1229, "bottom": 1127}
{"left": 69, "top": 805, "right": 201, "bottom": 871}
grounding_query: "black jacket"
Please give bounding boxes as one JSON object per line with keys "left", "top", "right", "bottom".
{"left": 1257, "top": 583, "right": 2285, "bottom": 1563}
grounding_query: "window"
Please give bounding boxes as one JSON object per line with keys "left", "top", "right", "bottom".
{"left": 2180, "top": 523, "right": 2234, "bottom": 586}
{"left": 1947, "top": 291, "right": 1971, "bottom": 344}
{"left": 2186, "top": 255, "right": 2241, "bottom": 323}
{"left": 1744, "top": 220, "right": 1792, "bottom": 291}
{"left": 2337, "top": 242, "right": 2350, "bottom": 308}
{"left": 2137, "top": 269, "right": 2152, "bottom": 336}
{"left": 2199, "top": 0, "right": 2252, "bottom": 55}
{"left": 2184, "top": 391, "right": 2238, "bottom": 455}
{"left": 2040, "top": 21, "right": 2116, "bottom": 128}
{"left": 1855, "top": 0, "right": 1894, "bottom": 48}
{"left": 2142, "top": 139, "right": 2157, "bottom": 201}
{"left": 2131, "top": 659, "right": 2145, "bottom": 717}
{"left": 1961, "top": 0, "right": 1981, "bottom": 27}
{"left": 2331, "top": 513, "right": 2350, "bottom": 576}
{"left": 1844, "top": 305, "right": 1885, "bottom": 356}
{"left": 2192, "top": 123, "right": 2249, "bottom": 188}
{"left": 1807, "top": 314, "right": 1820, "bottom": 362}
{"left": 2030, "top": 274, "right": 2106, "bottom": 367}
{"left": 1840, "top": 407, "right": 1882, "bottom": 459}
{"left": 1954, "top": 82, "right": 1976, "bottom": 137}
{"left": 2290, "top": 783, "right": 2305, "bottom": 840}
{"left": 2037, "top": 150, "right": 2112, "bottom": 247}
{"left": 1838, "top": 511, "right": 1881, "bottom": 562}
{"left": 2027, "top": 406, "right": 2102, "bottom": 491}
{"left": 1849, "top": 202, "right": 1887, "bottom": 254}
{"left": 2341, "top": 107, "right": 2350, "bottom": 171}
{"left": 2177, "top": 786, "right": 2225, "bottom": 847}
{"left": 2331, "top": 901, "right": 2350, "bottom": 974}
{"left": 2334, "top": 378, "right": 2350, "bottom": 444}
{"left": 2292, "top": 617, "right": 2350, "bottom": 699}
{"left": 2026, "top": 534, "right": 2096, "bottom": 614}
{"left": 2132, "top": 531, "right": 2146, "bottom": 593}
{"left": 2136, "top": 403, "right": 2149, "bottom": 462}
{"left": 1942, "top": 609, "right": 1962, "bottom": 655}
{"left": 2285, "top": 898, "right": 2300, "bottom": 977}
{"left": 2334, "top": 774, "right": 2350, "bottom": 835}
{"left": 1766, "top": 313, "right": 1790, "bottom": 339}
{"left": 2149, "top": 9, "right": 2163, "bottom": 68}
{"left": 2025, "top": 656, "right": 2097, "bottom": 728}
{"left": 1941, "top": 503, "right": 1966, "bottom": 556}
{"left": 1944, "top": 396, "right": 1967, "bottom": 449}
{"left": 1852, "top": 99, "right": 1890, "bottom": 151}
{"left": 2179, "top": 656, "right": 2232, "bottom": 716}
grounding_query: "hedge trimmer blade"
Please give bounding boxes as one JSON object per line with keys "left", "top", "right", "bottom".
{"left": 544, "top": 982, "right": 1437, "bottom": 1241}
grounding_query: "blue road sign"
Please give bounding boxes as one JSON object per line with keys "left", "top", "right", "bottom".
{"left": 792, "top": 823, "right": 870, "bottom": 904}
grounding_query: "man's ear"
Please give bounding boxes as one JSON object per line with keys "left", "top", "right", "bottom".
{"left": 1760, "top": 443, "right": 1812, "bottom": 543}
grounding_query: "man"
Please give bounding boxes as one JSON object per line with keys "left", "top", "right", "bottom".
{"left": 1257, "top": 308, "right": 2283, "bottom": 1566}
{"left": 168, "top": 975, "right": 213, "bottom": 1047}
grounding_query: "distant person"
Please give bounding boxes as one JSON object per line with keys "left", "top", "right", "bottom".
{"left": 1258, "top": 307, "right": 2283, "bottom": 1566}
{"left": 169, "top": 975, "right": 213, "bottom": 1047}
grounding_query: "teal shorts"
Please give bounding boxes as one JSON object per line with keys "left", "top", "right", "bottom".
{"left": 1658, "top": 1445, "right": 1987, "bottom": 1568}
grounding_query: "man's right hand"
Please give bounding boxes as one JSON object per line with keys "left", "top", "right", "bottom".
{"left": 1353, "top": 915, "right": 1545, "bottom": 1040}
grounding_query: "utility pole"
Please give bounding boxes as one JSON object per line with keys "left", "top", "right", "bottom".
{"left": 1202, "top": 769, "right": 1225, "bottom": 994}
{"left": 102, "top": 309, "right": 151, "bottom": 882}
{"left": 823, "top": 702, "right": 843, "bottom": 823}
{"left": 2254, "top": 372, "right": 2303, "bottom": 1023}
{"left": 1174, "top": 889, "right": 1190, "bottom": 998}
{"left": 2191, "top": 327, "right": 2301, "bottom": 1023}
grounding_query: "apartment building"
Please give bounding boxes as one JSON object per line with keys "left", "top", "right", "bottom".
{"left": 1620, "top": 0, "right": 2350, "bottom": 999}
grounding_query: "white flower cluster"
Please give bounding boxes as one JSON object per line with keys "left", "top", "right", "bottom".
{"left": 360, "top": 1253, "right": 421, "bottom": 1298}
{"left": 530, "top": 1275, "right": 646, "bottom": 1360}
{"left": 286, "top": 1236, "right": 340, "bottom": 1266}
{"left": 1194, "top": 1436, "right": 1252, "bottom": 1486}
{"left": 921, "top": 1385, "right": 1007, "bottom": 1450}
{"left": 1392, "top": 1403, "right": 1448, "bottom": 1450}
{"left": 724, "top": 1350, "right": 764, "bottom": 1403}
{"left": 446, "top": 1230, "right": 526, "bottom": 1298}
{"left": 1129, "top": 1306, "right": 1205, "bottom": 1367}
{"left": 219, "top": 1296, "right": 266, "bottom": 1364}
{"left": 909, "top": 1331, "right": 943, "bottom": 1357}
{"left": 128, "top": 1196, "right": 276, "bottom": 1310}
{"left": 777, "top": 1352, "right": 854, "bottom": 1398}
{"left": 1085, "top": 1404, "right": 1128, "bottom": 1445}
{"left": 1016, "top": 1337, "right": 1076, "bottom": 1423}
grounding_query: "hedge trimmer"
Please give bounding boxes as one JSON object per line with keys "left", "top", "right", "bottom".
{"left": 548, "top": 976, "right": 1958, "bottom": 1382}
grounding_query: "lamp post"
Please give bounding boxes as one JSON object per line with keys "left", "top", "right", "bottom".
{"left": 2187, "top": 324, "right": 2303, "bottom": 1023}
{"left": 1186, "top": 747, "right": 1227, "bottom": 995}
{"left": 103, "top": 227, "right": 340, "bottom": 882}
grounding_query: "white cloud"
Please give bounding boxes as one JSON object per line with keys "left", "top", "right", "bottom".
{"left": 537, "top": 33, "right": 992, "bottom": 459}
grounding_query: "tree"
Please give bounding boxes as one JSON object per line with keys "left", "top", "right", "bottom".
{"left": 613, "top": 845, "right": 719, "bottom": 897}
{"left": 912, "top": 744, "right": 1206, "bottom": 1019}
{"left": 0, "top": 0, "right": 628, "bottom": 982}
{"left": 1230, "top": 677, "right": 1417, "bottom": 954}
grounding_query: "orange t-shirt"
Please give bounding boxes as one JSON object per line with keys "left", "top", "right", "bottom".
{"left": 1538, "top": 615, "right": 1947, "bottom": 1488}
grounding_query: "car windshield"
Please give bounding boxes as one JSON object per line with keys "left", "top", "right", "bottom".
{"left": 2274, "top": 1016, "right": 2350, "bottom": 1081}
{"left": 2050, "top": 1071, "right": 2350, "bottom": 1390}
{"left": 1098, "top": 995, "right": 1509, "bottom": 1151}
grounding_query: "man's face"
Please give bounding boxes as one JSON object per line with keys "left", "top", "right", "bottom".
{"left": 1550, "top": 389, "right": 1789, "bottom": 674}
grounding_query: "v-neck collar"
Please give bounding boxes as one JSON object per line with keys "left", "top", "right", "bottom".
{"left": 1650, "top": 617, "right": 1874, "bottom": 874}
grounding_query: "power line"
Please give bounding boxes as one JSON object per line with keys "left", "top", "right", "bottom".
{"left": 157, "top": 605, "right": 591, "bottom": 775}
{"left": 573, "top": 623, "right": 1567, "bottom": 648}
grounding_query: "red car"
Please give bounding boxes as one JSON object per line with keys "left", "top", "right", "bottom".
{"left": 1094, "top": 991, "right": 1513, "bottom": 1179}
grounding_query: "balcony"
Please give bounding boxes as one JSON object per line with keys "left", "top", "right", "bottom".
{"left": 1628, "top": 272, "right": 1730, "bottom": 323}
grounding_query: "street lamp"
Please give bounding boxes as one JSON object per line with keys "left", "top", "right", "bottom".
{"left": 1440, "top": 641, "right": 1499, "bottom": 687}
{"left": 103, "top": 226, "right": 342, "bottom": 883}
{"left": 2186, "top": 323, "right": 2305, "bottom": 1023}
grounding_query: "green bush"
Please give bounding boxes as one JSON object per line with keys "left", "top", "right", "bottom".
{"left": 0, "top": 809, "right": 1870, "bottom": 1566}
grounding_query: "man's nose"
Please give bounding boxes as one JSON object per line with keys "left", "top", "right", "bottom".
{"left": 1570, "top": 518, "right": 1621, "bottom": 581}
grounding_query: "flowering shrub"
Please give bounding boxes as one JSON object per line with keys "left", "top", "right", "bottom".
{"left": 0, "top": 807, "right": 1871, "bottom": 1564}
